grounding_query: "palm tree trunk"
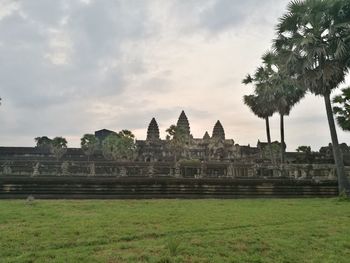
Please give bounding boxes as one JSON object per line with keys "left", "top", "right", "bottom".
{"left": 265, "top": 117, "right": 272, "bottom": 145}
{"left": 280, "top": 114, "right": 285, "bottom": 164}
{"left": 265, "top": 117, "right": 274, "bottom": 164}
{"left": 324, "top": 93, "right": 350, "bottom": 194}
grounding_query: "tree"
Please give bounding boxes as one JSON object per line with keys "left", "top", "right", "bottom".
{"left": 243, "top": 50, "right": 305, "bottom": 164}
{"left": 81, "top": 134, "right": 99, "bottom": 161}
{"left": 50, "top": 137, "right": 67, "bottom": 161}
{"left": 296, "top": 146, "right": 314, "bottom": 163}
{"left": 35, "top": 136, "right": 52, "bottom": 149}
{"left": 102, "top": 131, "right": 136, "bottom": 161}
{"left": 275, "top": 0, "right": 350, "bottom": 194}
{"left": 260, "top": 51, "right": 305, "bottom": 163}
{"left": 243, "top": 94, "right": 275, "bottom": 163}
{"left": 118, "top": 129, "right": 135, "bottom": 139}
{"left": 243, "top": 64, "right": 277, "bottom": 164}
{"left": 333, "top": 87, "right": 350, "bottom": 131}
{"left": 296, "top": 146, "right": 311, "bottom": 154}
{"left": 166, "top": 125, "right": 188, "bottom": 163}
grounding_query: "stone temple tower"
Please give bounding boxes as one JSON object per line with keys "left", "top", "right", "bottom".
{"left": 176, "top": 111, "right": 191, "bottom": 137}
{"left": 203, "top": 131, "right": 210, "bottom": 140}
{"left": 146, "top": 118, "right": 160, "bottom": 141}
{"left": 212, "top": 120, "right": 225, "bottom": 140}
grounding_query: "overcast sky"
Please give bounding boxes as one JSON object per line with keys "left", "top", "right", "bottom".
{"left": 0, "top": 0, "right": 348, "bottom": 151}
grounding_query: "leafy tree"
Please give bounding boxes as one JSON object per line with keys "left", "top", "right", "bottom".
{"left": 166, "top": 125, "right": 188, "bottom": 162}
{"left": 296, "top": 146, "right": 314, "bottom": 163}
{"left": 118, "top": 130, "right": 135, "bottom": 139}
{"left": 296, "top": 146, "right": 312, "bottom": 154}
{"left": 81, "top": 134, "right": 99, "bottom": 161}
{"left": 275, "top": 0, "right": 350, "bottom": 193}
{"left": 50, "top": 137, "right": 68, "bottom": 161}
{"left": 102, "top": 131, "right": 136, "bottom": 161}
{"left": 333, "top": 87, "right": 350, "bottom": 131}
{"left": 35, "top": 136, "right": 52, "bottom": 149}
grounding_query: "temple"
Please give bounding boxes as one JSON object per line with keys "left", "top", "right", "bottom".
{"left": 123, "top": 111, "right": 350, "bottom": 167}
{"left": 1, "top": 110, "right": 350, "bottom": 198}
{"left": 1, "top": 110, "right": 350, "bottom": 180}
{"left": 136, "top": 111, "right": 245, "bottom": 162}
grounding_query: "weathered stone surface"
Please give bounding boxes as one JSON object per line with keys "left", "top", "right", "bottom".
{"left": 0, "top": 177, "right": 339, "bottom": 199}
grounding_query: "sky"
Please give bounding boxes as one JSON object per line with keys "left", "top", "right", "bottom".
{"left": 0, "top": 0, "right": 348, "bottom": 151}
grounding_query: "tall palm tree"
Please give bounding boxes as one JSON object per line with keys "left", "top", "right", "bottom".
{"left": 275, "top": 0, "right": 350, "bottom": 193}
{"left": 243, "top": 69, "right": 276, "bottom": 163}
{"left": 260, "top": 51, "right": 305, "bottom": 163}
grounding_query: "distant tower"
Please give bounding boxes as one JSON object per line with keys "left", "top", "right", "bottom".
{"left": 212, "top": 120, "right": 225, "bottom": 140}
{"left": 203, "top": 131, "right": 210, "bottom": 140}
{"left": 146, "top": 118, "right": 160, "bottom": 141}
{"left": 176, "top": 110, "right": 191, "bottom": 137}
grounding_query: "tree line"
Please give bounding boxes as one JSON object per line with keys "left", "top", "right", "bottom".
{"left": 34, "top": 125, "right": 189, "bottom": 163}
{"left": 34, "top": 130, "right": 136, "bottom": 162}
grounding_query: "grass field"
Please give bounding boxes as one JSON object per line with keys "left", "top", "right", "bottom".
{"left": 0, "top": 199, "right": 349, "bottom": 263}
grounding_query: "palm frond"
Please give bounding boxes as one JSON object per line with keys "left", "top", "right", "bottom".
{"left": 242, "top": 74, "right": 253, "bottom": 84}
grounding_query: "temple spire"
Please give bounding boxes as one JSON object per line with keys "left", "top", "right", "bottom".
{"left": 203, "top": 131, "right": 210, "bottom": 140}
{"left": 176, "top": 110, "right": 191, "bottom": 136}
{"left": 212, "top": 120, "right": 225, "bottom": 140}
{"left": 146, "top": 118, "right": 160, "bottom": 141}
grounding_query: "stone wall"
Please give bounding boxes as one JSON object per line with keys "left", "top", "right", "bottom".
{"left": 1, "top": 146, "right": 348, "bottom": 199}
{"left": 0, "top": 177, "right": 338, "bottom": 199}
{"left": 1, "top": 159, "right": 349, "bottom": 181}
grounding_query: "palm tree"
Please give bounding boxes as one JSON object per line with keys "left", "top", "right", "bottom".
{"left": 243, "top": 94, "right": 275, "bottom": 161}
{"left": 333, "top": 87, "right": 350, "bottom": 131}
{"left": 243, "top": 66, "right": 277, "bottom": 163}
{"left": 244, "top": 50, "right": 305, "bottom": 164}
{"left": 275, "top": 0, "right": 350, "bottom": 193}
{"left": 260, "top": 51, "right": 305, "bottom": 163}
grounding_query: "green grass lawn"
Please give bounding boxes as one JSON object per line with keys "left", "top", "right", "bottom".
{"left": 0, "top": 199, "right": 349, "bottom": 263}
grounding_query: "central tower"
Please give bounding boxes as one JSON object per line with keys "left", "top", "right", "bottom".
{"left": 176, "top": 110, "right": 191, "bottom": 137}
